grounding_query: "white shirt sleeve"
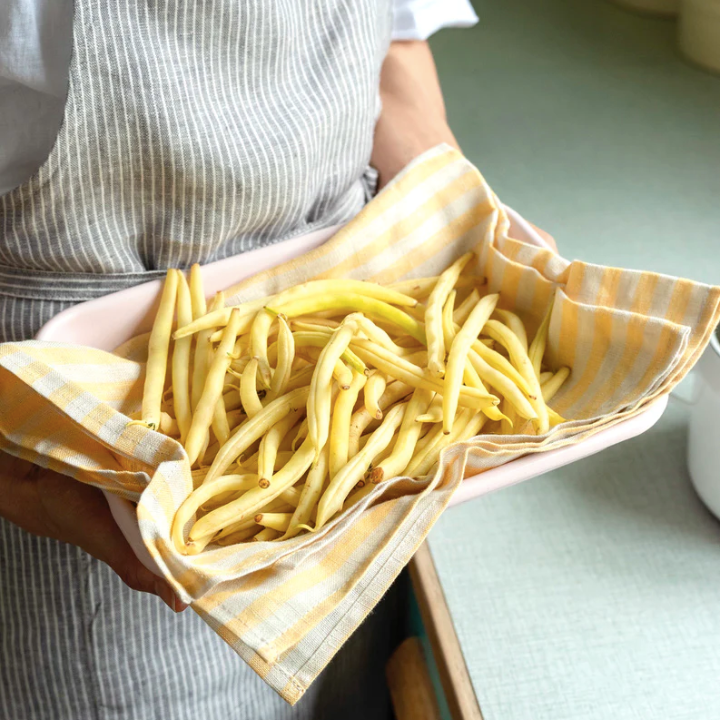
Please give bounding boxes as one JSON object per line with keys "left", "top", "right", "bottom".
{"left": 391, "top": 0, "right": 479, "bottom": 41}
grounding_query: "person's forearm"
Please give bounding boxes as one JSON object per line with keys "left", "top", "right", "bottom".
{"left": 370, "top": 41, "right": 557, "bottom": 250}
{"left": 371, "top": 41, "right": 458, "bottom": 189}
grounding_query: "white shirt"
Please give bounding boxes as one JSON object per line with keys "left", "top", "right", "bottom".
{"left": 0, "top": 0, "right": 478, "bottom": 196}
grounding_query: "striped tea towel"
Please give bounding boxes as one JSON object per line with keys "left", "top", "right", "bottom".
{"left": 1, "top": 145, "right": 718, "bottom": 703}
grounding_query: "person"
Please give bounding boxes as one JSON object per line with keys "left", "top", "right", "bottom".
{"left": 0, "top": 2, "right": 483, "bottom": 718}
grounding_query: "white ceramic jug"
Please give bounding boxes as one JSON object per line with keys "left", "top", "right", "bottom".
{"left": 688, "top": 329, "right": 720, "bottom": 519}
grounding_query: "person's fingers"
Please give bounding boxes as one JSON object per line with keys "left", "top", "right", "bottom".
{"left": 528, "top": 222, "right": 558, "bottom": 252}
{"left": 67, "top": 490, "right": 188, "bottom": 613}
{"left": 111, "top": 554, "right": 188, "bottom": 613}
{"left": 0, "top": 452, "right": 188, "bottom": 612}
{"left": 0, "top": 454, "right": 45, "bottom": 535}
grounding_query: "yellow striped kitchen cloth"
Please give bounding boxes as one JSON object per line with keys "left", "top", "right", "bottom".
{"left": 1, "top": 145, "right": 718, "bottom": 703}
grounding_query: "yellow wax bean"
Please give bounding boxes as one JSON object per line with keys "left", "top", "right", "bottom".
{"left": 283, "top": 364, "right": 315, "bottom": 393}
{"left": 500, "top": 397, "right": 516, "bottom": 435}
{"left": 198, "top": 474, "right": 263, "bottom": 510}
{"left": 466, "top": 349, "right": 535, "bottom": 420}
{"left": 279, "top": 485, "right": 303, "bottom": 508}
{"left": 410, "top": 410, "right": 487, "bottom": 477}
{"left": 440, "top": 292, "right": 505, "bottom": 423}
{"left": 229, "top": 354, "right": 251, "bottom": 377}
{"left": 257, "top": 407, "right": 305, "bottom": 485}
{"left": 333, "top": 360, "right": 353, "bottom": 390}
{"left": 291, "top": 317, "right": 340, "bottom": 331}
{"left": 180, "top": 280, "right": 416, "bottom": 339}
{"left": 329, "top": 371, "right": 367, "bottom": 479}
{"left": 307, "top": 319, "right": 358, "bottom": 461}
{"left": 192, "top": 292, "right": 224, "bottom": 411}
{"left": 215, "top": 525, "right": 262, "bottom": 546}
{"left": 199, "top": 489, "right": 242, "bottom": 512}
{"left": 212, "top": 398, "right": 231, "bottom": 446}
{"left": 183, "top": 308, "right": 242, "bottom": 465}
{"left": 283, "top": 332, "right": 366, "bottom": 374}
{"left": 529, "top": 296, "right": 555, "bottom": 378}
{"left": 213, "top": 497, "right": 293, "bottom": 541}
{"left": 415, "top": 397, "right": 443, "bottom": 424}
{"left": 171, "top": 271, "right": 193, "bottom": 441}
{"left": 443, "top": 294, "right": 499, "bottom": 433}
{"left": 267, "top": 294, "right": 426, "bottom": 345}
{"left": 211, "top": 336, "right": 234, "bottom": 449}
{"left": 425, "top": 252, "right": 473, "bottom": 377}
{"left": 353, "top": 315, "right": 409, "bottom": 356}
{"left": 350, "top": 340, "right": 499, "bottom": 412}
{"left": 267, "top": 315, "right": 294, "bottom": 401}
{"left": 250, "top": 309, "right": 275, "bottom": 387}
{"left": 190, "top": 438, "right": 315, "bottom": 540}
{"left": 189, "top": 263, "right": 207, "bottom": 318}
{"left": 342, "top": 482, "right": 376, "bottom": 512}
{"left": 316, "top": 403, "right": 406, "bottom": 528}
{"left": 405, "top": 422, "right": 446, "bottom": 475}
{"left": 493, "top": 309, "right": 528, "bottom": 352}
{"left": 284, "top": 445, "right": 329, "bottom": 539}
{"left": 453, "top": 288, "right": 481, "bottom": 325}
{"left": 363, "top": 371, "right": 387, "bottom": 420}
{"left": 159, "top": 412, "right": 179, "bottom": 436}
{"left": 482, "top": 319, "right": 549, "bottom": 434}
{"left": 469, "top": 339, "right": 533, "bottom": 396}
{"left": 458, "top": 352, "right": 505, "bottom": 423}
{"left": 196, "top": 431, "right": 210, "bottom": 467}
{"left": 204, "top": 386, "right": 310, "bottom": 483}
{"left": 171, "top": 472, "right": 258, "bottom": 553}
{"left": 141, "top": 270, "right": 178, "bottom": 430}
{"left": 371, "top": 387, "right": 434, "bottom": 482}
{"left": 441, "top": 290, "right": 457, "bottom": 346}
{"left": 388, "top": 275, "right": 478, "bottom": 300}
{"left": 541, "top": 367, "right": 570, "bottom": 402}
{"left": 253, "top": 527, "right": 281, "bottom": 542}
{"left": 254, "top": 512, "right": 293, "bottom": 532}
{"left": 291, "top": 417, "right": 309, "bottom": 451}
{"left": 173, "top": 297, "right": 268, "bottom": 339}
{"left": 240, "top": 358, "right": 263, "bottom": 418}
{"left": 347, "top": 381, "right": 413, "bottom": 457}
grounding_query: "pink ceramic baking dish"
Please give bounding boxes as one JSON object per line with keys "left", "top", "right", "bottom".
{"left": 36, "top": 208, "right": 668, "bottom": 575}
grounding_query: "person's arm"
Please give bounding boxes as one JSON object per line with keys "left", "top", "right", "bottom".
{"left": 371, "top": 40, "right": 557, "bottom": 250}
{"left": 371, "top": 41, "right": 457, "bottom": 190}
{"left": 0, "top": 452, "right": 186, "bottom": 612}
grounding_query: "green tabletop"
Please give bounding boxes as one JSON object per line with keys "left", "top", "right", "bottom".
{"left": 427, "top": 1, "right": 720, "bottom": 718}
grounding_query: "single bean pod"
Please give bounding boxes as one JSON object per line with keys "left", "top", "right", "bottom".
{"left": 203, "top": 386, "right": 311, "bottom": 484}
{"left": 141, "top": 270, "right": 179, "bottom": 430}
{"left": 425, "top": 252, "right": 473, "bottom": 377}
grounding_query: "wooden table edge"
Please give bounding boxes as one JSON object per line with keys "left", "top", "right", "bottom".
{"left": 410, "top": 540, "right": 485, "bottom": 720}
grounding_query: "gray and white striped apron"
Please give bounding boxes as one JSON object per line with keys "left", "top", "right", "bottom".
{"left": 0, "top": 1, "right": 402, "bottom": 718}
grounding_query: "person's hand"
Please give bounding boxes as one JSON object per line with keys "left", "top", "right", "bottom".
{"left": 0, "top": 451, "right": 187, "bottom": 612}
{"left": 529, "top": 223, "right": 557, "bottom": 252}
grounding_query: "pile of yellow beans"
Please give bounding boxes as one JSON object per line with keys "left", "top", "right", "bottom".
{"left": 132, "top": 253, "right": 569, "bottom": 553}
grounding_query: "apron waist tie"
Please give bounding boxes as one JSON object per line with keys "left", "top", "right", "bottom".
{"left": 0, "top": 264, "right": 167, "bottom": 302}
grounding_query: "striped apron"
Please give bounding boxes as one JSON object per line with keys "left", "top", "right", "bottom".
{"left": 0, "top": 1, "right": 401, "bottom": 718}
